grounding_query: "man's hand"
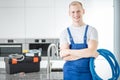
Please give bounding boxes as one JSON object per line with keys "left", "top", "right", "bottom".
{"left": 62, "top": 55, "right": 80, "bottom": 61}
{"left": 60, "top": 49, "right": 70, "bottom": 58}
{"left": 60, "top": 49, "right": 80, "bottom": 61}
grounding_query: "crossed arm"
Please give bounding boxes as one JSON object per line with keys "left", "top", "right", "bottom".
{"left": 60, "top": 40, "right": 99, "bottom": 61}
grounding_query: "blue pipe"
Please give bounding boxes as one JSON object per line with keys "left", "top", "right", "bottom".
{"left": 90, "top": 49, "right": 120, "bottom": 80}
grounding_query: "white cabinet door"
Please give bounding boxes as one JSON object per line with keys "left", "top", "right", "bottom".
{"left": 0, "top": 0, "right": 25, "bottom": 38}
{"left": 25, "top": 0, "right": 55, "bottom": 38}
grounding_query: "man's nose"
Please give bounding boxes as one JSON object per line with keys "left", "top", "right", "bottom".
{"left": 74, "top": 12, "right": 79, "bottom": 16}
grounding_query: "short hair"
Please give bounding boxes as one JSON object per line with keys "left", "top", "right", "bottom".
{"left": 69, "top": 1, "right": 83, "bottom": 8}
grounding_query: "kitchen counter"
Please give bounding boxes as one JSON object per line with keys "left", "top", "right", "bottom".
{"left": 0, "top": 55, "right": 114, "bottom": 79}
{"left": 0, "top": 57, "right": 64, "bottom": 80}
{"left": 0, "top": 68, "right": 63, "bottom": 80}
{"left": 0, "top": 57, "right": 65, "bottom": 69}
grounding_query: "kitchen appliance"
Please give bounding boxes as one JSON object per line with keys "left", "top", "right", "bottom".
{"left": 28, "top": 39, "right": 59, "bottom": 60}
{"left": 0, "top": 44, "right": 22, "bottom": 57}
{"left": 0, "top": 38, "right": 59, "bottom": 59}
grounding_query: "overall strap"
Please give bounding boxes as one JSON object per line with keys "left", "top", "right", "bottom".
{"left": 84, "top": 25, "right": 89, "bottom": 44}
{"left": 67, "top": 27, "right": 74, "bottom": 44}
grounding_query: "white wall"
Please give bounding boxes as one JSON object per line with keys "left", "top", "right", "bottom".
{"left": 85, "top": 0, "right": 113, "bottom": 52}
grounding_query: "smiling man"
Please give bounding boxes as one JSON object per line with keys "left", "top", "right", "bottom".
{"left": 60, "top": 1, "right": 99, "bottom": 80}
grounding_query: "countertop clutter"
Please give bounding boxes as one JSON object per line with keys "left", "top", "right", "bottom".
{"left": 0, "top": 57, "right": 64, "bottom": 80}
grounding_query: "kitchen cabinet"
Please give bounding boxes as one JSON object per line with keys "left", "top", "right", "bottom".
{"left": 0, "top": 0, "right": 71, "bottom": 38}
{"left": 25, "top": 7, "right": 55, "bottom": 38}
{"left": 0, "top": 0, "right": 24, "bottom": 7}
{"left": 0, "top": 0, "right": 56, "bottom": 38}
{"left": 0, "top": 0, "right": 25, "bottom": 38}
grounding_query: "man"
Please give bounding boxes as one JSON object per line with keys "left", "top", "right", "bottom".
{"left": 60, "top": 1, "right": 99, "bottom": 80}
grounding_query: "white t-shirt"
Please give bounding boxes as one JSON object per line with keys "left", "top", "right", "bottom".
{"left": 60, "top": 24, "right": 98, "bottom": 47}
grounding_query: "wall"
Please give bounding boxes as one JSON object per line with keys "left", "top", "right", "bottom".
{"left": 114, "top": 0, "right": 120, "bottom": 65}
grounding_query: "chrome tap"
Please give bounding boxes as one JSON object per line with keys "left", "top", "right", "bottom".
{"left": 47, "top": 43, "right": 59, "bottom": 79}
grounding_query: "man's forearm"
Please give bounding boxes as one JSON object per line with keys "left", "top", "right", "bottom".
{"left": 61, "top": 48, "right": 99, "bottom": 61}
{"left": 69, "top": 48, "right": 99, "bottom": 58}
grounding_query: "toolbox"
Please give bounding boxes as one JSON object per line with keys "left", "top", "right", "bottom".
{"left": 4, "top": 53, "right": 41, "bottom": 74}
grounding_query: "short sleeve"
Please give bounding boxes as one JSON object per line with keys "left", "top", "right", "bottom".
{"left": 89, "top": 27, "right": 98, "bottom": 41}
{"left": 59, "top": 29, "right": 69, "bottom": 47}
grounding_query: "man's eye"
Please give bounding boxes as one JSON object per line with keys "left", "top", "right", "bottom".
{"left": 72, "top": 12, "right": 75, "bottom": 13}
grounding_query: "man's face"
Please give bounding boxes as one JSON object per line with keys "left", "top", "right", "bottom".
{"left": 69, "top": 4, "right": 84, "bottom": 23}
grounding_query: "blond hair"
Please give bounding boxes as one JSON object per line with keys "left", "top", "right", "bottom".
{"left": 69, "top": 1, "right": 83, "bottom": 8}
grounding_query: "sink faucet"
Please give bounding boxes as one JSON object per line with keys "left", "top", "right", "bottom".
{"left": 47, "top": 43, "right": 59, "bottom": 80}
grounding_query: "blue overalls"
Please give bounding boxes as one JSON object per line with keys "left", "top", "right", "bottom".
{"left": 63, "top": 25, "right": 93, "bottom": 80}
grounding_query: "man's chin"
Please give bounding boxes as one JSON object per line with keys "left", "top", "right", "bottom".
{"left": 73, "top": 20, "right": 80, "bottom": 23}
{"left": 73, "top": 19, "right": 80, "bottom": 22}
